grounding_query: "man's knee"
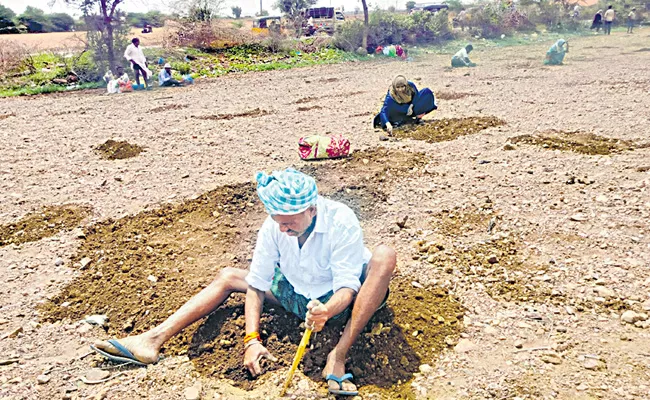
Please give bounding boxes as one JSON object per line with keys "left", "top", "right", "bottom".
{"left": 372, "top": 245, "right": 397, "bottom": 275}
{"left": 214, "top": 267, "right": 245, "bottom": 290}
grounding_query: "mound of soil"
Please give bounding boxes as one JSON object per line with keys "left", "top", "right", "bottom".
{"left": 189, "top": 278, "right": 464, "bottom": 396}
{"left": 195, "top": 108, "right": 271, "bottom": 121}
{"left": 293, "top": 91, "right": 366, "bottom": 105}
{"left": 397, "top": 117, "right": 506, "bottom": 143}
{"left": 39, "top": 148, "right": 443, "bottom": 397}
{"left": 150, "top": 104, "right": 188, "bottom": 113}
{"left": 0, "top": 112, "right": 16, "bottom": 120}
{"left": 0, "top": 205, "right": 91, "bottom": 247}
{"left": 510, "top": 131, "right": 635, "bottom": 155}
{"left": 297, "top": 105, "right": 323, "bottom": 112}
{"left": 95, "top": 140, "right": 144, "bottom": 160}
{"left": 435, "top": 91, "right": 476, "bottom": 101}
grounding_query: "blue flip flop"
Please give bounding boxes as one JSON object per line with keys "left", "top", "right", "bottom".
{"left": 89, "top": 339, "right": 149, "bottom": 366}
{"left": 326, "top": 373, "right": 359, "bottom": 396}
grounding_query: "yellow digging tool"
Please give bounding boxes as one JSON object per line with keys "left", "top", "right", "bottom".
{"left": 280, "top": 326, "right": 312, "bottom": 396}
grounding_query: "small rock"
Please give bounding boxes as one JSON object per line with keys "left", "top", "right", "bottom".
{"left": 583, "top": 358, "right": 605, "bottom": 371}
{"left": 1, "top": 326, "right": 23, "bottom": 339}
{"left": 83, "top": 315, "right": 108, "bottom": 327}
{"left": 79, "top": 257, "right": 92, "bottom": 269}
{"left": 503, "top": 143, "right": 517, "bottom": 151}
{"left": 541, "top": 354, "right": 562, "bottom": 365}
{"left": 487, "top": 254, "right": 499, "bottom": 264}
{"left": 400, "top": 355, "right": 409, "bottom": 367}
{"left": 454, "top": 339, "right": 477, "bottom": 353}
{"left": 570, "top": 213, "right": 588, "bottom": 222}
{"left": 556, "top": 326, "right": 568, "bottom": 333}
{"left": 514, "top": 340, "right": 523, "bottom": 349}
{"left": 593, "top": 286, "right": 616, "bottom": 299}
{"left": 411, "top": 281, "right": 424, "bottom": 289}
{"left": 55, "top": 258, "right": 64, "bottom": 266}
{"left": 389, "top": 225, "right": 400, "bottom": 234}
{"left": 37, "top": 374, "right": 51, "bottom": 384}
{"left": 621, "top": 310, "right": 648, "bottom": 324}
{"left": 0, "top": 358, "right": 20, "bottom": 366}
{"left": 379, "top": 135, "right": 389, "bottom": 141}
{"left": 147, "top": 275, "right": 158, "bottom": 283}
{"left": 418, "top": 364, "right": 433, "bottom": 374}
{"left": 85, "top": 369, "right": 110, "bottom": 382}
{"left": 595, "top": 195, "right": 608, "bottom": 203}
{"left": 576, "top": 383, "right": 589, "bottom": 391}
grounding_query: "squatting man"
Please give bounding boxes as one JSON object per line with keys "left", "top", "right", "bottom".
{"left": 91, "top": 168, "right": 396, "bottom": 396}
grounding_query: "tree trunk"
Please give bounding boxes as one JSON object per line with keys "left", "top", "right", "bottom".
{"left": 361, "top": 0, "right": 368, "bottom": 51}
{"left": 106, "top": 18, "right": 115, "bottom": 71}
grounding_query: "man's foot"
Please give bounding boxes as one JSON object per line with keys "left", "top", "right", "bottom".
{"left": 92, "top": 334, "right": 160, "bottom": 364}
{"left": 322, "top": 349, "right": 357, "bottom": 394}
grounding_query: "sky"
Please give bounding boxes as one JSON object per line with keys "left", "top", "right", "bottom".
{"left": 1, "top": 0, "right": 409, "bottom": 18}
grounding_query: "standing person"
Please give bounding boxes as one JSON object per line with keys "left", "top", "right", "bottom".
{"left": 158, "top": 63, "right": 183, "bottom": 87}
{"left": 604, "top": 6, "right": 615, "bottom": 35}
{"left": 90, "top": 168, "right": 397, "bottom": 396}
{"left": 627, "top": 8, "right": 636, "bottom": 33}
{"left": 591, "top": 10, "right": 603, "bottom": 32}
{"left": 373, "top": 75, "right": 437, "bottom": 136}
{"left": 124, "top": 38, "right": 151, "bottom": 88}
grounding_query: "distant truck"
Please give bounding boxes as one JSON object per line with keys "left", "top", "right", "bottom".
{"left": 303, "top": 7, "right": 345, "bottom": 35}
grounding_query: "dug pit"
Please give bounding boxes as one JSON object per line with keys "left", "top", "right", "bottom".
{"left": 39, "top": 148, "right": 464, "bottom": 397}
{"left": 0, "top": 204, "right": 91, "bottom": 247}
{"left": 397, "top": 117, "right": 505, "bottom": 143}
{"left": 509, "top": 131, "right": 635, "bottom": 155}
{"left": 95, "top": 139, "right": 144, "bottom": 160}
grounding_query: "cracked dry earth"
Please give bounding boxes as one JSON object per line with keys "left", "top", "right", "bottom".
{"left": 1, "top": 30, "right": 650, "bottom": 400}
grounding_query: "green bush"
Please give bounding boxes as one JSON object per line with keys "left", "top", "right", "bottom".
{"left": 334, "top": 9, "right": 453, "bottom": 51}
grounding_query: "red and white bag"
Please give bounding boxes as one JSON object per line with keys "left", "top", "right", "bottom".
{"left": 298, "top": 135, "right": 350, "bottom": 160}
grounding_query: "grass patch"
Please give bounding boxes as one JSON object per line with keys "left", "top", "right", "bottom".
{"left": 0, "top": 82, "right": 104, "bottom": 98}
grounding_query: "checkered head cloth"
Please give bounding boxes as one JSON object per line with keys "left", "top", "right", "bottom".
{"left": 255, "top": 168, "right": 318, "bottom": 215}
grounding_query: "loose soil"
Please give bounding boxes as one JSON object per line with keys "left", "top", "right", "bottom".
{"left": 397, "top": 117, "right": 506, "bottom": 143}
{"left": 95, "top": 140, "right": 144, "bottom": 160}
{"left": 189, "top": 278, "right": 464, "bottom": 397}
{"left": 0, "top": 205, "right": 91, "bottom": 247}
{"left": 294, "top": 91, "right": 366, "bottom": 104}
{"left": 149, "top": 104, "right": 188, "bottom": 113}
{"left": 40, "top": 148, "right": 442, "bottom": 397}
{"left": 194, "top": 108, "right": 272, "bottom": 121}
{"left": 435, "top": 91, "right": 476, "bottom": 100}
{"left": 510, "top": 130, "right": 636, "bottom": 155}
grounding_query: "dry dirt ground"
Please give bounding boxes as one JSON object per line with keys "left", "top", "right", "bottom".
{"left": 1, "top": 30, "right": 650, "bottom": 400}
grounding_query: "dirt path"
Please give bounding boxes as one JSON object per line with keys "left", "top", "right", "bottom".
{"left": 1, "top": 30, "right": 650, "bottom": 399}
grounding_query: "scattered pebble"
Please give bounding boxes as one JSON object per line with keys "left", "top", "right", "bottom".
{"left": 85, "top": 369, "right": 111, "bottom": 382}
{"left": 454, "top": 339, "right": 477, "bottom": 353}
{"left": 621, "top": 311, "right": 648, "bottom": 324}
{"left": 54, "top": 258, "right": 64, "bottom": 266}
{"left": 184, "top": 386, "right": 201, "bottom": 400}
{"left": 36, "top": 374, "right": 51, "bottom": 384}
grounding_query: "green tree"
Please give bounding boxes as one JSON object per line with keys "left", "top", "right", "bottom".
{"left": 49, "top": 12, "right": 76, "bottom": 31}
{"left": 231, "top": 6, "right": 242, "bottom": 18}
{"left": 275, "top": 0, "right": 318, "bottom": 36}
{"left": 0, "top": 3, "right": 16, "bottom": 29}
{"left": 18, "top": 6, "right": 53, "bottom": 32}
{"left": 406, "top": 1, "right": 416, "bottom": 12}
{"left": 172, "top": 0, "right": 225, "bottom": 21}
{"left": 58, "top": 0, "right": 129, "bottom": 72}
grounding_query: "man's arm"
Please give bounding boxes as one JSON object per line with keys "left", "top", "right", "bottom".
{"left": 243, "top": 286, "right": 277, "bottom": 376}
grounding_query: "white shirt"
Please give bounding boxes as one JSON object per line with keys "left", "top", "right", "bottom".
{"left": 159, "top": 69, "right": 172, "bottom": 85}
{"left": 604, "top": 9, "right": 615, "bottom": 22}
{"left": 124, "top": 43, "right": 146, "bottom": 66}
{"left": 454, "top": 48, "right": 469, "bottom": 60}
{"left": 246, "top": 196, "right": 372, "bottom": 300}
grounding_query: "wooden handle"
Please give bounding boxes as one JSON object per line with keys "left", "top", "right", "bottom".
{"left": 280, "top": 328, "right": 313, "bottom": 396}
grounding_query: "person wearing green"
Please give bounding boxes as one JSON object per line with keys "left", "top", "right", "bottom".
{"left": 451, "top": 44, "right": 476, "bottom": 67}
{"left": 544, "top": 39, "right": 568, "bottom": 65}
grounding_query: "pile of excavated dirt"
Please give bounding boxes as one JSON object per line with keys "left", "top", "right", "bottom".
{"left": 95, "top": 139, "right": 144, "bottom": 160}
{"left": 40, "top": 148, "right": 441, "bottom": 397}
{"left": 194, "top": 108, "right": 272, "bottom": 121}
{"left": 297, "top": 105, "right": 323, "bottom": 112}
{"left": 149, "top": 104, "right": 188, "bottom": 113}
{"left": 509, "top": 131, "right": 636, "bottom": 155}
{"left": 435, "top": 91, "right": 476, "bottom": 101}
{"left": 0, "top": 204, "right": 91, "bottom": 247}
{"left": 189, "top": 278, "right": 464, "bottom": 397}
{"left": 397, "top": 117, "right": 506, "bottom": 143}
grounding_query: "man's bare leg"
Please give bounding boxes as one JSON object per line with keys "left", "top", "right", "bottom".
{"left": 323, "top": 245, "right": 396, "bottom": 391}
{"left": 94, "top": 267, "right": 260, "bottom": 363}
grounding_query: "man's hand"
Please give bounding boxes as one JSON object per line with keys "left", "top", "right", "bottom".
{"left": 306, "top": 300, "right": 329, "bottom": 332}
{"left": 243, "top": 342, "right": 277, "bottom": 377}
{"left": 385, "top": 122, "right": 393, "bottom": 136}
{"left": 407, "top": 104, "right": 414, "bottom": 116}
